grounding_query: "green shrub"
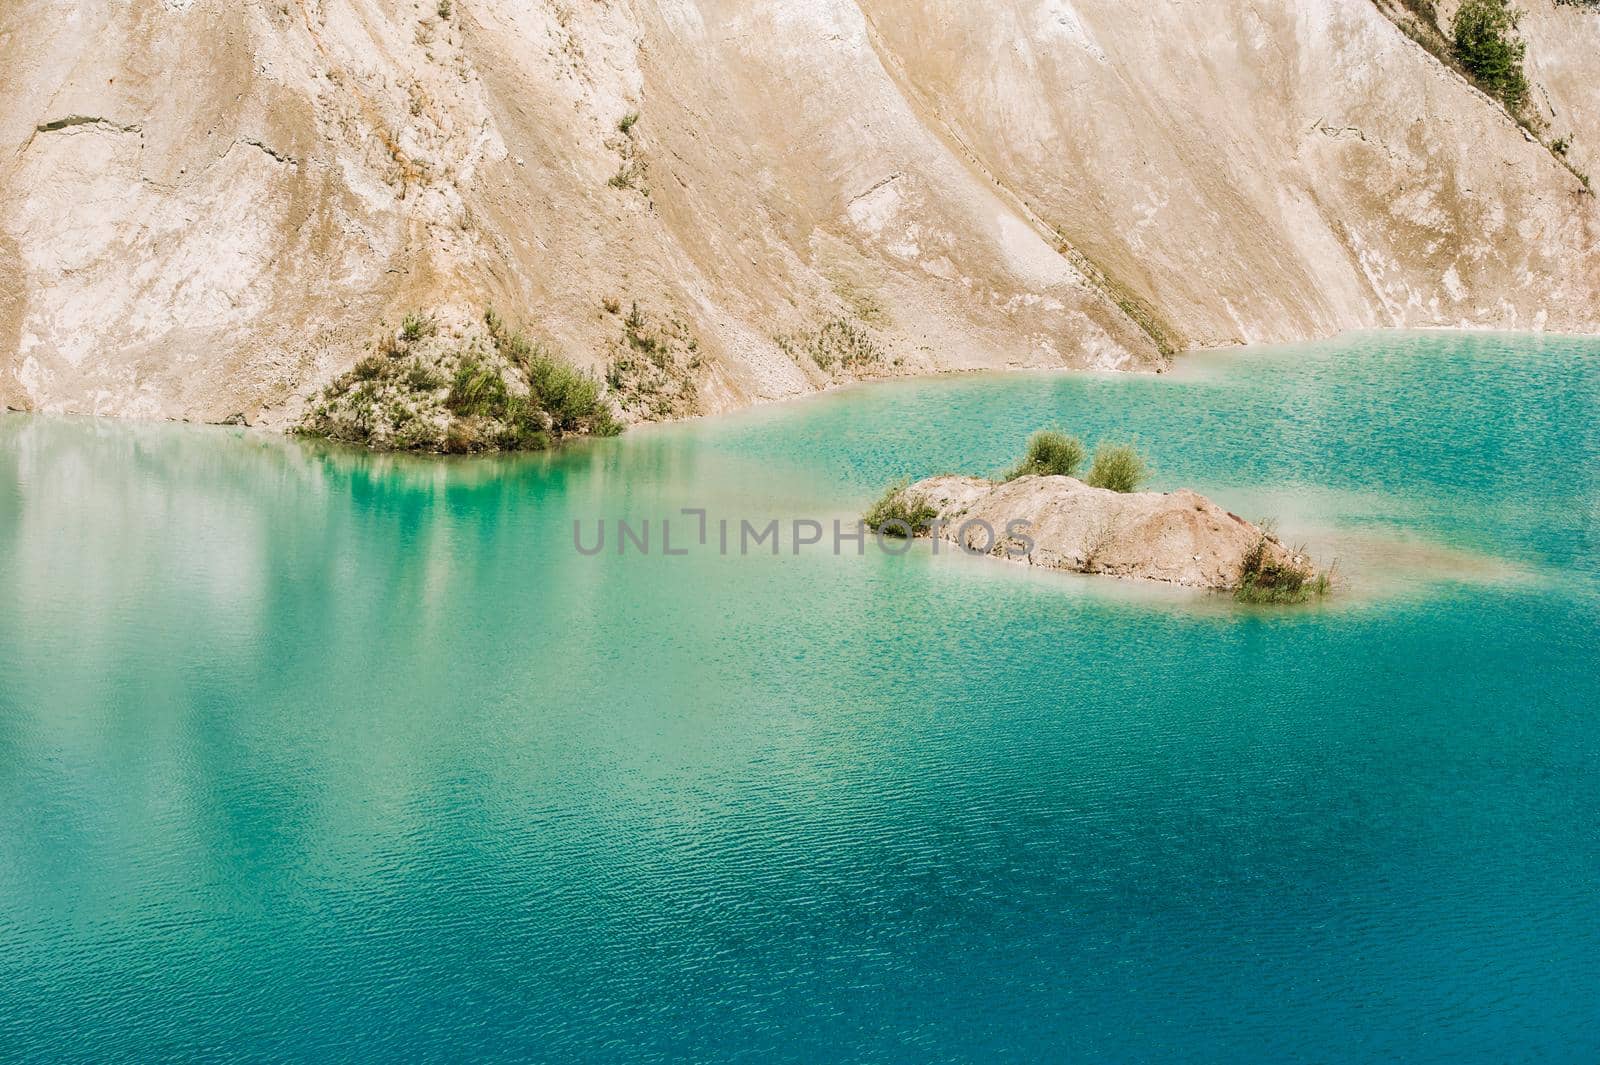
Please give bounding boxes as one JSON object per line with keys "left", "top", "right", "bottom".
{"left": 863, "top": 479, "right": 939, "bottom": 537}
{"left": 488, "top": 312, "right": 621, "bottom": 436}
{"left": 1453, "top": 0, "right": 1529, "bottom": 111}
{"left": 618, "top": 112, "right": 639, "bottom": 135}
{"left": 528, "top": 351, "right": 619, "bottom": 435}
{"left": 623, "top": 301, "right": 653, "bottom": 350}
{"left": 1004, "top": 430, "right": 1086, "bottom": 481}
{"left": 1084, "top": 443, "right": 1147, "bottom": 493}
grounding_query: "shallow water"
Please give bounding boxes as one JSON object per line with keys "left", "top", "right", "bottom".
{"left": 1, "top": 331, "right": 1597, "bottom": 1061}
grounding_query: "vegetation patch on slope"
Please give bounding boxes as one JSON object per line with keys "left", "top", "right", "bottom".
{"left": 1050, "top": 230, "right": 1183, "bottom": 359}
{"left": 296, "top": 308, "right": 621, "bottom": 453}
{"left": 605, "top": 111, "right": 649, "bottom": 197}
{"left": 604, "top": 300, "right": 704, "bottom": 420}
{"left": 777, "top": 317, "right": 888, "bottom": 377}
{"left": 1375, "top": 0, "right": 1593, "bottom": 192}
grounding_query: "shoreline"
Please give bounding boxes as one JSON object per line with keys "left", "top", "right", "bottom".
{"left": 5, "top": 326, "right": 1599, "bottom": 442}
{"left": 624, "top": 325, "right": 1600, "bottom": 439}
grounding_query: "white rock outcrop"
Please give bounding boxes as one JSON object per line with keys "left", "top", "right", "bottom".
{"left": 910, "top": 474, "right": 1315, "bottom": 590}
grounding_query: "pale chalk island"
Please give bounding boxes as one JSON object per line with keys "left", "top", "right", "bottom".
{"left": 866, "top": 433, "right": 1329, "bottom": 603}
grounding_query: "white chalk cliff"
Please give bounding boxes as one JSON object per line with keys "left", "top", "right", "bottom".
{"left": 2, "top": 0, "right": 1597, "bottom": 424}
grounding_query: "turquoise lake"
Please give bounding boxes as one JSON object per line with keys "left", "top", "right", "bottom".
{"left": 1, "top": 331, "right": 1597, "bottom": 1061}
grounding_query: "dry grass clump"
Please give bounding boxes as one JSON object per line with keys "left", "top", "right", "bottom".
{"left": 778, "top": 318, "right": 885, "bottom": 374}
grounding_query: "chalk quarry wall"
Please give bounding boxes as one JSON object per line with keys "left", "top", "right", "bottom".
{"left": 2, "top": 0, "right": 1596, "bottom": 424}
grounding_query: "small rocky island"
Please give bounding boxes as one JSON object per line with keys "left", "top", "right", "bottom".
{"left": 867, "top": 432, "right": 1327, "bottom": 602}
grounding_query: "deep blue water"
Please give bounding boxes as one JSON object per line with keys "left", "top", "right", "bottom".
{"left": 0, "top": 332, "right": 1597, "bottom": 1061}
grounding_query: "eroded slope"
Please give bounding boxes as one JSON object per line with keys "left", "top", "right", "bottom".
{"left": 2, "top": 0, "right": 1596, "bottom": 424}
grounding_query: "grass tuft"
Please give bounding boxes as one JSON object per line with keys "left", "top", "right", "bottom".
{"left": 400, "top": 311, "right": 438, "bottom": 344}
{"left": 352, "top": 355, "right": 388, "bottom": 381}
{"left": 1234, "top": 536, "right": 1329, "bottom": 604}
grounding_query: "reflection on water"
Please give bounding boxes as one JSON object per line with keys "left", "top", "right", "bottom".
{"left": 1, "top": 331, "right": 1598, "bottom": 1062}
